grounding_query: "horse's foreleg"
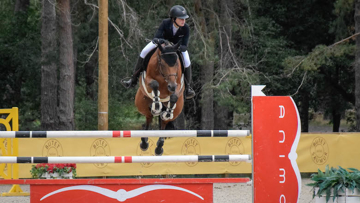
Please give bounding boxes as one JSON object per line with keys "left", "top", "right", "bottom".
{"left": 154, "top": 121, "right": 167, "bottom": 156}
{"left": 155, "top": 95, "right": 178, "bottom": 156}
{"left": 140, "top": 137, "right": 149, "bottom": 151}
{"left": 148, "top": 80, "right": 162, "bottom": 116}
{"left": 155, "top": 137, "right": 164, "bottom": 156}
{"left": 140, "top": 116, "right": 152, "bottom": 151}
{"left": 160, "top": 94, "right": 178, "bottom": 121}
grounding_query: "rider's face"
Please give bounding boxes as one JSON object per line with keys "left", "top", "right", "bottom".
{"left": 175, "top": 18, "right": 185, "bottom": 27}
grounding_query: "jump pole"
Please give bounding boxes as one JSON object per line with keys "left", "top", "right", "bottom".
{"left": 0, "top": 130, "right": 249, "bottom": 138}
{"left": 0, "top": 155, "right": 251, "bottom": 164}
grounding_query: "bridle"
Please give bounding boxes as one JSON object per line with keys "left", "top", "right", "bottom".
{"left": 157, "top": 49, "right": 179, "bottom": 82}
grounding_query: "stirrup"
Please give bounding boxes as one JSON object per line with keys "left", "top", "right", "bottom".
{"left": 122, "top": 78, "right": 137, "bottom": 88}
{"left": 185, "top": 88, "right": 195, "bottom": 99}
{"left": 124, "top": 80, "right": 132, "bottom": 88}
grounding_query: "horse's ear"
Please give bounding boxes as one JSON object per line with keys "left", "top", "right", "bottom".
{"left": 158, "top": 44, "right": 165, "bottom": 53}
{"left": 173, "top": 40, "right": 181, "bottom": 50}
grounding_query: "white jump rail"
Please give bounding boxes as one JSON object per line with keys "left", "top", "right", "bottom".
{"left": 0, "top": 155, "right": 251, "bottom": 164}
{"left": 0, "top": 130, "right": 250, "bottom": 138}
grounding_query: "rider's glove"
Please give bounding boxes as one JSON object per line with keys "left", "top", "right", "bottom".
{"left": 153, "top": 38, "right": 165, "bottom": 45}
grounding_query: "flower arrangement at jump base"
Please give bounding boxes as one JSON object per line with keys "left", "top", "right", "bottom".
{"left": 30, "top": 163, "right": 76, "bottom": 179}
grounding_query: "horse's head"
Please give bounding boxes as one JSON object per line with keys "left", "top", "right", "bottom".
{"left": 156, "top": 41, "right": 181, "bottom": 93}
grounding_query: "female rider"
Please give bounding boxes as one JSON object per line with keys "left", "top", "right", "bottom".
{"left": 122, "top": 5, "right": 195, "bottom": 99}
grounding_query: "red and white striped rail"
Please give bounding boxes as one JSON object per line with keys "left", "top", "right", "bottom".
{"left": 0, "top": 130, "right": 250, "bottom": 138}
{"left": 0, "top": 155, "right": 251, "bottom": 164}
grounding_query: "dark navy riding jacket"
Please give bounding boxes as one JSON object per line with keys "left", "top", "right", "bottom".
{"left": 154, "top": 18, "right": 190, "bottom": 50}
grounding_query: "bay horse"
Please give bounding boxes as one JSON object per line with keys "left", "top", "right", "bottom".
{"left": 135, "top": 40, "right": 185, "bottom": 156}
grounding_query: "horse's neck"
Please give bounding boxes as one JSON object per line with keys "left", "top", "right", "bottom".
{"left": 146, "top": 53, "right": 168, "bottom": 95}
{"left": 146, "top": 50, "right": 183, "bottom": 96}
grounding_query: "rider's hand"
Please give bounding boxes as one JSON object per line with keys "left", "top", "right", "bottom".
{"left": 153, "top": 38, "right": 165, "bottom": 45}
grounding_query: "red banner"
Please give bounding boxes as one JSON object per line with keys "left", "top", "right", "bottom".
{"left": 252, "top": 89, "right": 301, "bottom": 203}
{"left": 31, "top": 183, "right": 211, "bottom": 203}
{"left": 7, "top": 178, "right": 249, "bottom": 203}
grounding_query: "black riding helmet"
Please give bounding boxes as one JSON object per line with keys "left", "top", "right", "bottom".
{"left": 169, "top": 5, "right": 189, "bottom": 19}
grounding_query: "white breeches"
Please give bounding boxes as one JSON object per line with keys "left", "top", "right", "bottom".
{"left": 182, "top": 50, "right": 191, "bottom": 68}
{"left": 140, "top": 42, "right": 157, "bottom": 58}
{"left": 140, "top": 41, "right": 191, "bottom": 68}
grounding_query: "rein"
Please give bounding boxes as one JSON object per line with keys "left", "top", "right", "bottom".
{"left": 157, "top": 49, "right": 179, "bottom": 82}
{"left": 140, "top": 71, "right": 185, "bottom": 102}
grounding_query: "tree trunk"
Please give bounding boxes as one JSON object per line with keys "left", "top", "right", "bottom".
{"left": 11, "top": 0, "right": 30, "bottom": 109}
{"left": 85, "top": 54, "right": 97, "bottom": 100}
{"left": 355, "top": 0, "right": 360, "bottom": 131}
{"left": 332, "top": 110, "right": 341, "bottom": 132}
{"left": 300, "top": 91, "right": 309, "bottom": 132}
{"left": 214, "top": 0, "right": 233, "bottom": 129}
{"left": 201, "top": 62, "right": 214, "bottom": 130}
{"left": 58, "top": 0, "right": 75, "bottom": 130}
{"left": 41, "top": 0, "right": 58, "bottom": 130}
{"left": 71, "top": 0, "right": 79, "bottom": 86}
{"left": 195, "top": 0, "right": 215, "bottom": 130}
{"left": 15, "top": 0, "right": 29, "bottom": 13}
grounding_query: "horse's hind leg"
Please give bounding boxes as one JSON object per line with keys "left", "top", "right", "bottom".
{"left": 140, "top": 116, "right": 152, "bottom": 151}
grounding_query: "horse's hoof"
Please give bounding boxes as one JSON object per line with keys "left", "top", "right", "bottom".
{"left": 160, "top": 111, "right": 173, "bottom": 121}
{"left": 155, "top": 148, "right": 163, "bottom": 156}
{"left": 160, "top": 112, "right": 169, "bottom": 121}
{"left": 140, "top": 142, "right": 149, "bottom": 151}
{"left": 151, "top": 101, "right": 162, "bottom": 115}
{"left": 151, "top": 110, "right": 161, "bottom": 116}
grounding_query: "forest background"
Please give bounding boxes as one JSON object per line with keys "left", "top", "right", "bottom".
{"left": 1, "top": 0, "right": 359, "bottom": 133}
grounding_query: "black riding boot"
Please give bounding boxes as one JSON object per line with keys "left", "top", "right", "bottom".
{"left": 184, "top": 66, "right": 196, "bottom": 99}
{"left": 123, "top": 57, "right": 144, "bottom": 88}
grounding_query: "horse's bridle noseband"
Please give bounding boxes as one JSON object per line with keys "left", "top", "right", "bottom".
{"left": 157, "top": 50, "right": 179, "bottom": 82}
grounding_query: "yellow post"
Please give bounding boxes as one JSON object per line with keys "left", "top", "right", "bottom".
{"left": 0, "top": 107, "right": 29, "bottom": 196}
{"left": 98, "top": 0, "right": 109, "bottom": 130}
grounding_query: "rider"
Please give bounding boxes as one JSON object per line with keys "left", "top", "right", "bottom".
{"left": 122, "top": 5, "right": 196, "bottom": 99}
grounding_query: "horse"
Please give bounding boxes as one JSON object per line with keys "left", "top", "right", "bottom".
{"left": 135, "top": 40, "right": 185, "bottom": 156}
